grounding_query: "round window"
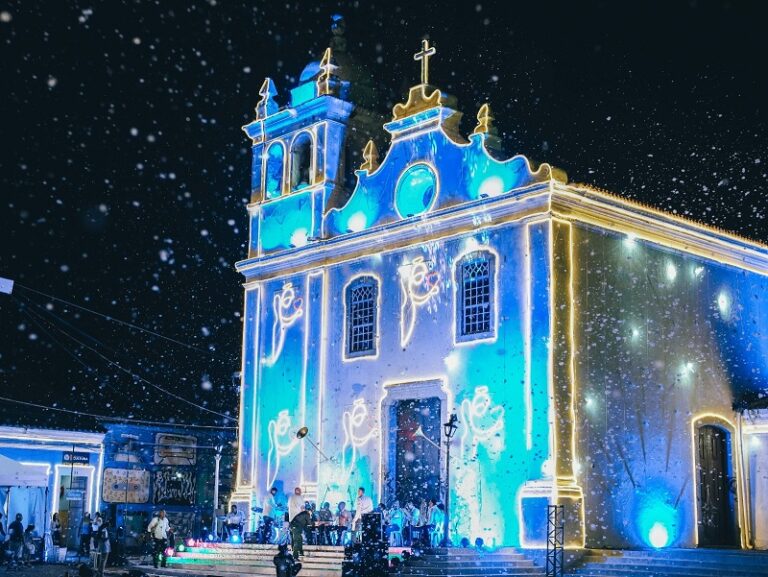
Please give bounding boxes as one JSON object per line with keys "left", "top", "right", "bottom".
{"left": 394, "top": 163, "right": 438, "bottom": 218}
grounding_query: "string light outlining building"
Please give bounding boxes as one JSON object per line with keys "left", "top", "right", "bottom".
{"left": 230, "top": 23, "right": 768, "bottom": 550}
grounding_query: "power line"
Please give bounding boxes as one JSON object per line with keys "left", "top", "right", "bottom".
{"left": 14, "top": 282, "right": 233, "bottom": 362}
{"left": 14, "top": 295, "right": 238, "bottom": 422}
{"left": 0, "top": 395, "right": 237, "bottom": 430}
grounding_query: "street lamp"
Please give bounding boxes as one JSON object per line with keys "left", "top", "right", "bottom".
{"left": 441, "top": 413, "right": 459, "bottom": 547}
{"left": 212, "top": 445, "right": 223, "bottom": 540}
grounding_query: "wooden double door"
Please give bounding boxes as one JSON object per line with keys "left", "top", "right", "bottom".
{"left": 697, "top": 425, "right": 739, "bottom": 547}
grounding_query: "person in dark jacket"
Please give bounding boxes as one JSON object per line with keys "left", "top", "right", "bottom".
{"left": 8, "top": 514, "right": 25, "bottom": 566}
{"left": 273, "top": 544, "right": 301, "bottom": 577}
{"left": 289, "top": 509, "right": 311, "bottom": 560}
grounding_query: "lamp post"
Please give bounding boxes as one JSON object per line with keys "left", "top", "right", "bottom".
{"left": 212, "top": 445, "right": 223, "bottom": 540}
{"left": 441, "top": 413, "right": 459, "bottom": 547}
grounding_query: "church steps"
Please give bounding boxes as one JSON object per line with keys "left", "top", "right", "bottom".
{"left": 579, "top": 555, "right": 768, "bottom": 572}
{"left": 172, "top": 551, "right": 344, "bottom": 562}
{"left": 395, "top": 550, "right": 546, "bottom": 577}
{"left": 139, "top": 567, "right": 341, "bottom": 577}
{"left": 397, "top": 567, "right": 542, "bottom": 577}
{"left": 143, "top": 543, "right": 344, "bottom": 577}
{"left": 567, "top": 549, "right": 768, "bottom": 577}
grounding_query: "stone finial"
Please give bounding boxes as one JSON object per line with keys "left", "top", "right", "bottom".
{"left": 360, "top": 139, "right": 379, "bottom": 172}
{"left": 473, "top": 103, "right": 493, "bottom": 135}
{"left": 255, "top": 77, "right": 278, "bottom": 119}
{"left": 316, "top": 48, "right": 336, "bottom": 96}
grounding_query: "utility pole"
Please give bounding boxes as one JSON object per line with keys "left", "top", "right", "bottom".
{"left": 212, "top": 445, "right": 223, "bottom": 540}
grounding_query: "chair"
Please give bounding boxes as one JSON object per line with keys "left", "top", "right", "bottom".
{"left": 388, "top": 529, "right": 403, "bottom": 547}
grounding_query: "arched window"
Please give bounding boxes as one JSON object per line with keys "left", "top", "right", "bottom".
{"left": 345, "top": 276, "right": 378, "bottom": 358}
{"left": 264, "top": 142, "right": 285, "bottom": 199}
{"left": 290, "top": 132, "right": 313, "bottom": 192}
{"left": 456, "top": 251, "right": 496, "bottom": 340}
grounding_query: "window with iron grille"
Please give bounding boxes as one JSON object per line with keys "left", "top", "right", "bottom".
{"left": 346, "top": 277, "right": 378, "bottom": 357}
{"left": 457, "top": 252, "right": 495, "bottom": 339}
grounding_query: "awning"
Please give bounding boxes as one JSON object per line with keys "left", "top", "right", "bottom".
{"left": 0, "top": 454, "right": 48, "bottom": 487}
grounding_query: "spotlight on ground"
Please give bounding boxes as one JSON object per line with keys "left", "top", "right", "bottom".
{"left": 648, "top": 522, "right": 669, "bottom": 548}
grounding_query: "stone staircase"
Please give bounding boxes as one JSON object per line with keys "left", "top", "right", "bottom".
{"left": 566, "top": 548, "right": 768, "bottom": 577}
{"left": 134, "top": 542, "right": 345, "bottom": 577}
{"left": 395, "top": 547, "right": 545, "bottom": 576}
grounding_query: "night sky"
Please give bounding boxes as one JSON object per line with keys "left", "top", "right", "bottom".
{"left": 1, "top": 1, "right": 766, "bottom": 429}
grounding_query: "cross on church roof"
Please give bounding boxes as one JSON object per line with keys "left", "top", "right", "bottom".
{"left": 414, "top": 39, "right": 436, "bottom": 85}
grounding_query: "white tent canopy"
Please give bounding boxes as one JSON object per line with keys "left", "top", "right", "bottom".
{"left": 0, "top": 454, "right": 48, "bottom": 487}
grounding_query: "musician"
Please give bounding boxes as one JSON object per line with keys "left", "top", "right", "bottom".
{"left": 385, "top": 501, "right": 404, "bottom": 544}
{"left": 224, "top": 504, "right": 244, "bottom": 540}
{"left": 260, "top": 487, "right": 281, "bottom": 544}
{"left": 316, "top": 502, "right": 333, "bottom": 545}
{"left": 351, "top": 487, "right": 373, "bottom": 531}
{"left": 403, "top": 501, "right": 420, "bottom": 545}
{"left": 288, "top": 487, "right": 304, "bottom": 523}
{"left": 334, "top": 501, "right": 351, "bottom": 545}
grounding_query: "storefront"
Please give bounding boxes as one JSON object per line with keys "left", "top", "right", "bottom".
{"left": 0, "top": 426, "right": 105, "bottom": 549}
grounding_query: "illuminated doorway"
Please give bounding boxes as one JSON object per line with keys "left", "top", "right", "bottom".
{"left": 696, "top": 425, "right": 739, "bottom": 547}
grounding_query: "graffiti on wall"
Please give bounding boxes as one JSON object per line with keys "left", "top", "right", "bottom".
{"left": 102, "top": 468, "right": 150, "bottom": 503}
{"left": 153, "top": 468, "right": 196, "bottom": 505}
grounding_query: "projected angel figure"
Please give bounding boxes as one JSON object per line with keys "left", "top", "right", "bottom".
{"left": 460, "top": 385, "right": 505, "bottom": 458}
{"left": 400, "top": 256, "right": 441, "bottom": 346}
{"left": 266, "top": 409, "right": 300, "bottom": 490}
{"left": 455, "top": 385, "right": 505, "bottom": 540}
{"left": 340, "top": 399, "right": 379, "bottom": 484}
{"left": 266, "top": 282, "right": 304, "bottom": 365}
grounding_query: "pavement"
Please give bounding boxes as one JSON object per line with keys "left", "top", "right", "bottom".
{"left": 2, "top": 562, "right": 142, "bottom": 577}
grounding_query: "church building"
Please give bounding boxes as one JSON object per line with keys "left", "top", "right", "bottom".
{"left": 231, "top": 27, "right": 768, "bottom": 551}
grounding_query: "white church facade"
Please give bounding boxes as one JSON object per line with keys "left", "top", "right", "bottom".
{"left": 230, "top": 36, "right": 768, "bottom": 550}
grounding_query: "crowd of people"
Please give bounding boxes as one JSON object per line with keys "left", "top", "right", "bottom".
{"left": 255, "top": 486, "right": 446, "bottom": 559}
{"left": 0, "top": 510, "right": 110, "bottom": 572}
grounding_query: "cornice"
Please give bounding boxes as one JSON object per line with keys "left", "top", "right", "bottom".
{"left": 236, "top": 183, "right": 552, "bottom": 283}
{"left": 552, "top": 184, "right": 768, "bottom": 277}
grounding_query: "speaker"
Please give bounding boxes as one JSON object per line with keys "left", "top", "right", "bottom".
{"left": 361, "top": 512, "right": 382, "bottom": 542}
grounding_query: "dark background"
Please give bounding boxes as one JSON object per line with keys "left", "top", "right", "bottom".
{"left": 1, "top": 0, "right": 766, "bottom": 429}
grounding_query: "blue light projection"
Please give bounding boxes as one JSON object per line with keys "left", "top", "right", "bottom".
{"left": 259, "top": 191, "right": 313, "bottom": 252}
{"left": 633, "top": 483, "right": 681, "bottom": 548}
{"left": 327, "top": 130, "right": 552, "bottom": 236}
{"left": 264, "top": 142, "right": 284, "bottom": 199}
{"left": 394, "top": 163, "right": 438, "bottom": 218}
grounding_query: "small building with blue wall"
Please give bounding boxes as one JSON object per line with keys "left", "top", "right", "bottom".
{"left": 0, "top": 426, "right": 105, "bottom": 550}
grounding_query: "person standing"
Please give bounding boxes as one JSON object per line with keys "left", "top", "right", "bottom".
{"left": 147, "top": 510, "right": 171, "bottom": 568}
{"left": 8, "top": 514, "right": 25, "bottom": 566}
{"left": 95, "top": 521, "right": 111, "bottom": 576}
{"left": 288, "top": 507, "right": 311, "bottom": 560}
{"left": 404, "top": 501, "right": 420, "bottom": 545}
{"left": 316, "top": 502, "right": 333, "bottom": 545}
{"left": 0, "top": 513, "right": 6, "bottom": 558}
{"left": 351, "top": 487, "right": 373, "bottom": 532}
{"left": 80, "top": 513, "right": 92, "bottom": 557}
{"left": 287, "top": 487, "right": 304, "bottom": 523}
{"left": 52, "top": 513, "right": 62, "bottom": 547}
{"left": 386, "top": 501, "right": 404, "bottom": 545}
{"left": 261, "top": 487, "right": 281, "bottom": 544}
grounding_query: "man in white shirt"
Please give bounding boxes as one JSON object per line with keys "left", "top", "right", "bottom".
{"left": 287, "top": 487, "right": 305, "bottom": 523}
{"left": 261, "top": 487, "right": 281, "bottom": 544}
{"left": 224, "top": 504, "right": 244, "bottom": 540}
{"left": 147, "top": 510, "right": 171, "bottom": 568}
{"left": 351, "top": 487, "right": 373, "bottom": 531}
